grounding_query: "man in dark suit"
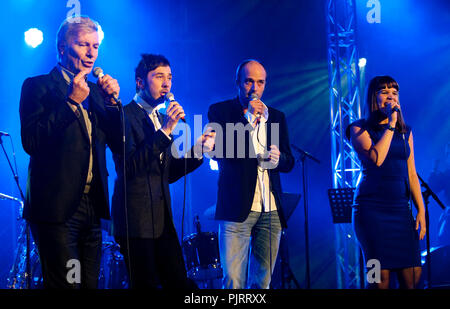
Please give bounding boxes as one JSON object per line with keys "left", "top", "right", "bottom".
{"left": 111, "top": 54, "right": 215, "bottom": 288}
{"left": 19, "top": 16, "right": 122, "bottom": 288}
{"left": 207, "top": 59, "right": 294, "bottom": 289}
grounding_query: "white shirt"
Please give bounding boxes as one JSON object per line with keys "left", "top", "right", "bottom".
{"left": 244, "top": 103, "right": 277, "bottom": 212}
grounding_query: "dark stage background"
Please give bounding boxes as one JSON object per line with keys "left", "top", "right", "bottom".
{"left": 0, "top": 0, "right": 449, "bottom": 289}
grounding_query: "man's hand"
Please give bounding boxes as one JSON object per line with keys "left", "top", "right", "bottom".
{"left": 248, "top": 98, "right": 264, "bottom": 117}
{"left": 258, "top": 145, "right": 281, "bottom": 170}
{"left": 161, "top": 101, "right": 185, "bottom": 136}
{"left": 193, "top": 127, "right": 216, "bottom": 158}
{"left": 68, "top": 70, "right": 90, "bottom": 104}
{"left": 97, "top": 74, "right": 120, "bottom": 105}
{"left": 268, "top": 145, "right": 280, "bottom": 166}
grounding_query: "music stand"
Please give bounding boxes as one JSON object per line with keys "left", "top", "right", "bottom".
{"left": 328, "top": 187, "right": 364, "bottom": 288}
{"left": 328, "top": 188, "right": 354, "bottom": 224}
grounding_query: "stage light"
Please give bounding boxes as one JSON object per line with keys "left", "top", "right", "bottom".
{"left": 358, "top": 58, "right": 367, "bottom": 68}
{"left": 209, "top": 159, "right": 218, "bottom": 171}
{"left": 97, "top": 24, "right": 104, "bottom": 45}
{"left": 24, "top": 28, "right": 43, "bottom": 48}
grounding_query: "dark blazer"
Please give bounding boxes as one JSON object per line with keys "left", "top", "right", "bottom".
{"left": 111, "top": 101, "right": 203, "bottom": 239}
{"left": 208, "top": 97, "right": 294, "bottom": 227}
{"left": 19, "top": 67, "right": 122, "bottom": 223}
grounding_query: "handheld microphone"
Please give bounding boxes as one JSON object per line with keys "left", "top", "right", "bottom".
{"left": 250, "top": 93, "right": 261, "bottom": 120}
{"left": 393, "top": 107, "right": 400, "bottom": 113}
{"left": 165, "top": 92, "right": 186, "bottom": 123}
{"left": 0, "top": 131, "right": 10, "bottom": 136}
{"left": 93, "top": 67, "right": 122, "bottom": 106}
{"left": 250, "top": 93, "right": 259, "bottom": 101}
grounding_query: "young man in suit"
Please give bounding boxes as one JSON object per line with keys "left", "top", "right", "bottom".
{"left": 111, "top": 54, "right": 215, "bottom": 288}
{"left": 19, "top": 16, "right": 122, "bottom": 288}
{"left": 208, "top": 59, "right": 294, "bottom": 289}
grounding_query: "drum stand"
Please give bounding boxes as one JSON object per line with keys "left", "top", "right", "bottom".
{"left": 1, "top": 135, "right": 30, "bottom": 288}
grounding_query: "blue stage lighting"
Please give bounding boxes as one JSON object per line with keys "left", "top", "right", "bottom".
{"left": 24, "top": 28, "right": 43, "bottom": 48}
{"left": 209, "top": 159, "right": 218, "bottom": 171}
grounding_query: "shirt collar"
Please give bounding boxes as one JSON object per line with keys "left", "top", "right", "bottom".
{"left": 134, "top": 93, "right": 158, "bottom": 114}
{"left": 57, "top": 63, "right": 76, "bottom": 85}
{"left": 57, "top": 63, "right": 88, "bottom": 85}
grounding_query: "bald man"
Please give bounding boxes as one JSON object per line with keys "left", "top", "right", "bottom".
{"left": 207, "top": 60, "right": 294, "bottom": 289}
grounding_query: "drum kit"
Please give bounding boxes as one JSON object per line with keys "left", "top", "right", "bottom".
{"left": 4, "top": 199, "right": 304, "bottom": 289}
{"left": 3, "top": 197, "right": 221, "bottom": 289}
{"left": 1, "top": 192, "right": 128, "bottom": 289}
{"left": 181, "top": 215, "right": 223, "bottom": 289}
{"left": 5, "top": 212, "right": 129, "bottom": 289}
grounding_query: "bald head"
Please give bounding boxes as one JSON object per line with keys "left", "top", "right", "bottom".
{"left": 236, "top": 60, "right": 267, "bottom": 104}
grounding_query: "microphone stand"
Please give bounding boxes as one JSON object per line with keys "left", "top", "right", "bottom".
{"left": 0, "top": 135, "right": 30, "bottom": 289}
{"left": 417, "top": 173, "right": 445, "bottom": 289}
{"left": 291, "top": 144, "right": 320, "bottom": 289}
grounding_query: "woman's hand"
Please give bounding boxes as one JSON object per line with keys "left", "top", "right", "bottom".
{"left": 416, "top": 211, "right": 426, "bottom": 240}
{"left": 383, "top": 101, "right": 400, "bottom": 127}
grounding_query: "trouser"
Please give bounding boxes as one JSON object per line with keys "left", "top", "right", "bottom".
{"left": 30, "top": 193, "right": 102, "bottom": 289}
{"left": 219, "top": 210, "right": 282, "bottom": 289}
{"left": 116, "top": 218, "right": 196, "bottom": 289}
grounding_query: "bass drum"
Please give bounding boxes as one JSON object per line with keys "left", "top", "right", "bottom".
{"left": 421, "top": 245, "right": 450, "bottom": 288}
{"left": 182, "top": 232, "right": 222, "bottom": 282}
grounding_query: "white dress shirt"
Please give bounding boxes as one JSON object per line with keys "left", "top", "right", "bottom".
{"left": 244, "top": 103, "right": 277, "bottom": 212}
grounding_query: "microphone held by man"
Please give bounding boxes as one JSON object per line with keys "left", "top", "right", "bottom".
{"left": 164, "top": 92, "right": 186, "bottom": 123}
{"left": 249, "top": 93, "right": 263, "bottom": 121}
{"left": 93, "top": 67, "right": 122, "bottom": 106}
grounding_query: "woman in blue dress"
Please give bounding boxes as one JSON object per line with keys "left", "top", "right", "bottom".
{"left": 347, "top": 75, "right": 426, "bottom": 289}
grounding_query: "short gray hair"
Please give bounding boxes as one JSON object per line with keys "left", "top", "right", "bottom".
{"left": 56, "top": 15, "right": 98, "bottom": 62}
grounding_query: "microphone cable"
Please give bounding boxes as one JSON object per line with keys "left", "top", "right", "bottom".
{"left": 255, "top": 116, "right": 274, "bottom": 288}
{"left": 164, "top": 93, "right": 189, "bottom": 243}
{"left": 118, "top": 100, "right": 134, "bottom": 287}
{"left": 93, "top": 67, "right": 133, "bottom": 285}
{"left": 181, "top": 120, "right": 188, "bottom": 245}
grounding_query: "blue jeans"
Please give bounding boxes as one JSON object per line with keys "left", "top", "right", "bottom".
{"left": 219, "top": 211, "right": 282, "bottom": 289}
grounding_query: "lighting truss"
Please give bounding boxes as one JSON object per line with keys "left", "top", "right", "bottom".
{"left": 326, "top": 0, "right": 363, "bottom": 289}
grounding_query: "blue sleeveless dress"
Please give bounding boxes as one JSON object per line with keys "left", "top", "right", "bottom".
{"left": 348, "top": 119, "right": 421, "bottom": 269}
